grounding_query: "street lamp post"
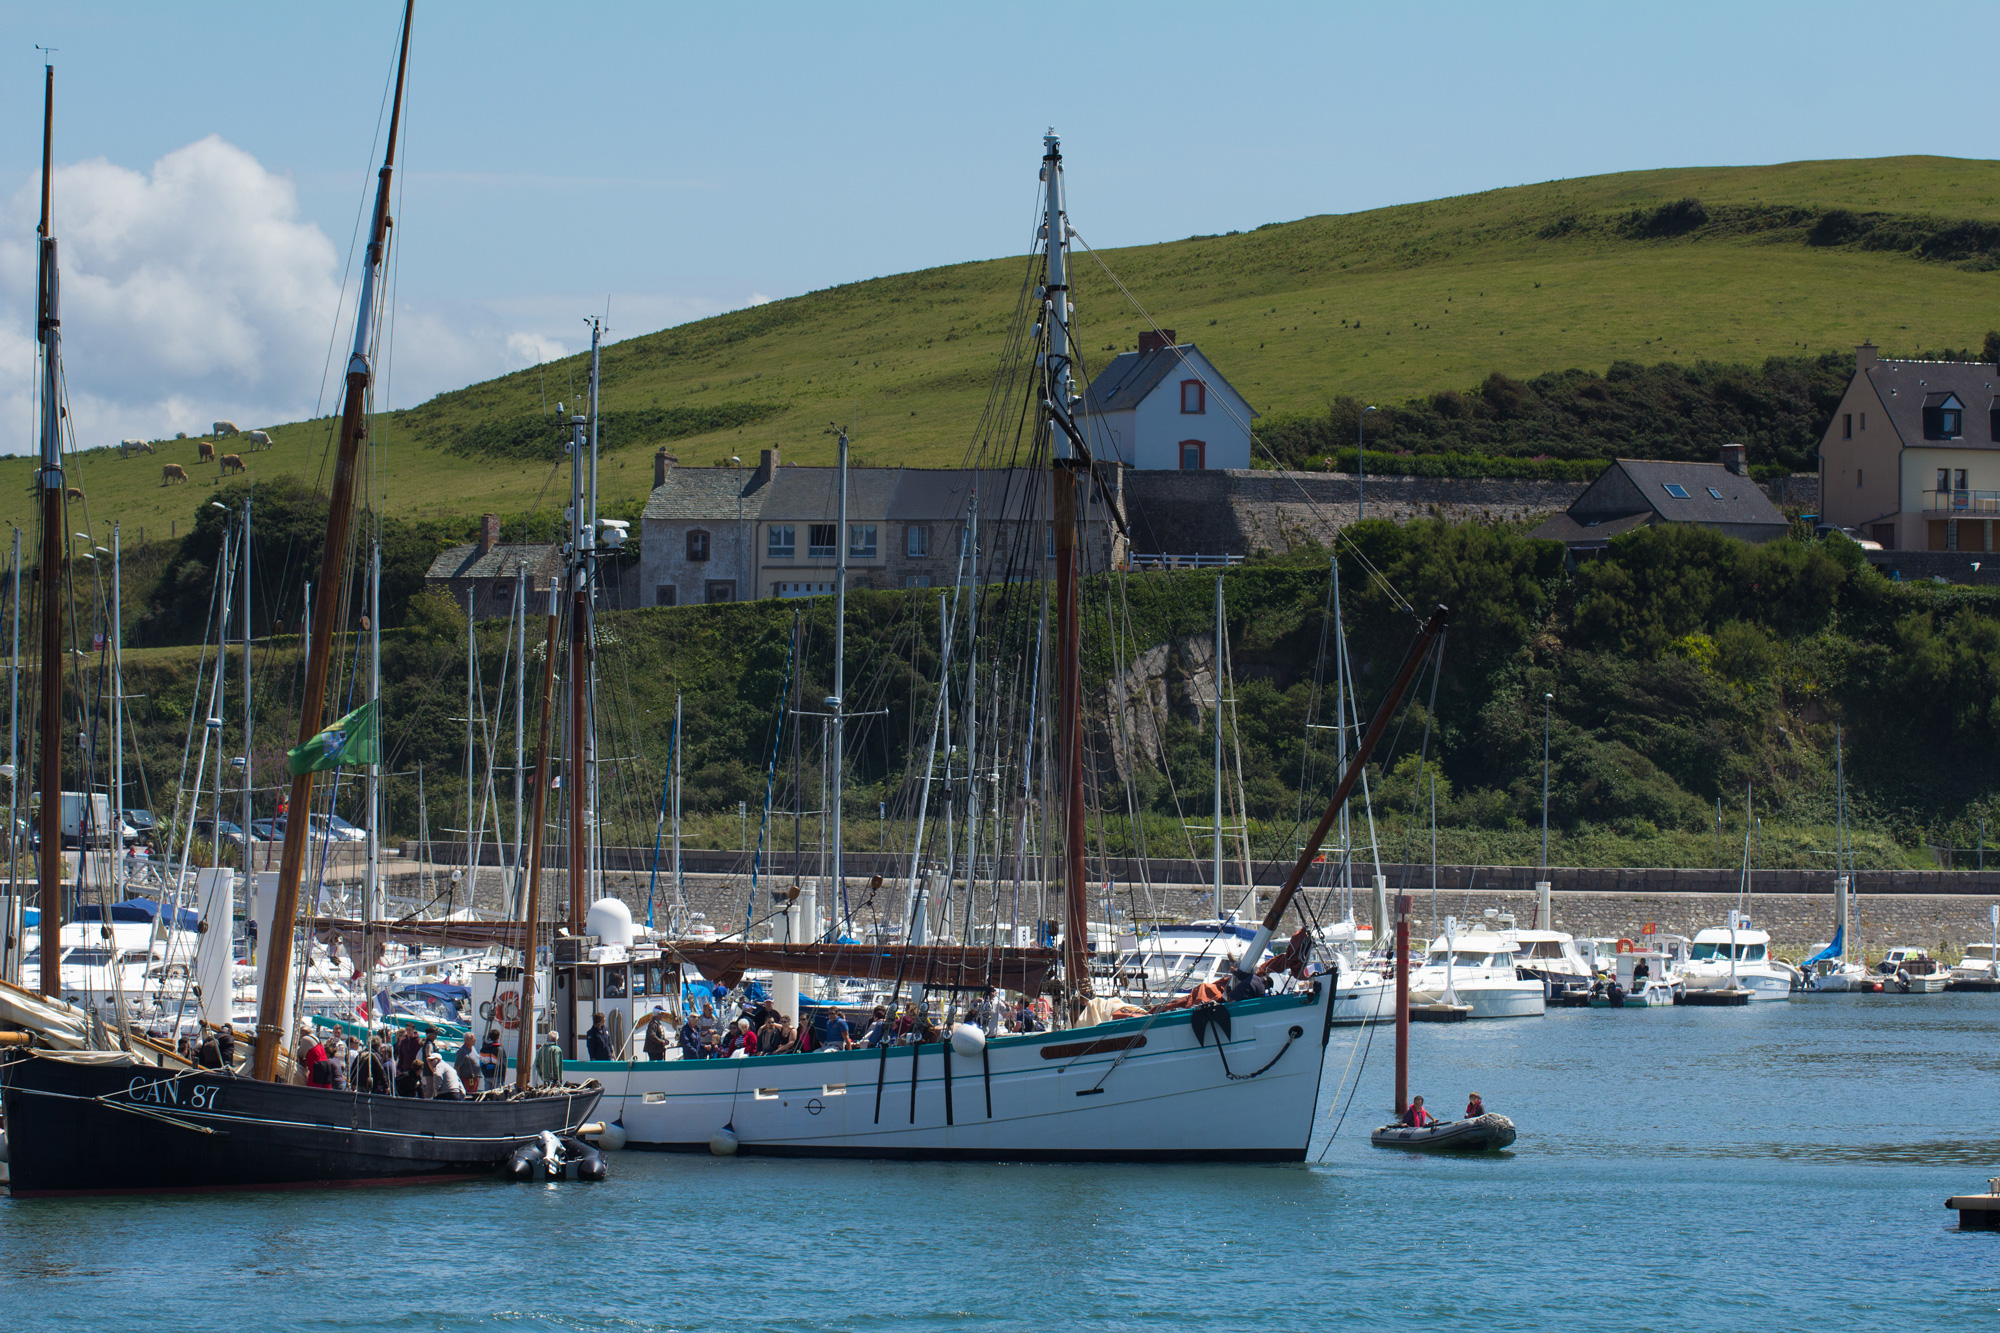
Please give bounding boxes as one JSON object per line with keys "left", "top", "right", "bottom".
{"left": 1357, "top": 405, "right": 1378, "bottom": 521}
{"left": 1541, "top": 692, "right": 1554, "bottom": 869}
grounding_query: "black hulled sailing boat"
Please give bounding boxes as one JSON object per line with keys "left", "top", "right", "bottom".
{"left": 1, "top": 5, "right": 599, "bottom": 1197}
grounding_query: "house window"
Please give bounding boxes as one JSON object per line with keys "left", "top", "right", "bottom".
{"left": 1938, "top": 468, "right": 1951, "bottom": 496}
{"left": 655, "top": 584, "right": 677, "bottom": 607}
{"left": 1180, "top": 380, "right": 1206, "bottom": 414}
{"left": 907, "top": 525, "right": 929, "bottom": 557}
{"left": 1944, "top": 407, "right": 1963, "bottom": 436}
{"left": 767, "top": 525, "right": 795, "bottom": 559}
{"left": 808, "top": 524, "right": 837, "bottom": 558}
{"left": 1662, "top": 483, "right": 1690, "bottom": 499}
{"left": 1925, "top": 394, "right": 1965, "bottom": 440}
{"left": 1843, "top": 413, "right": 1852, "bottom": 439}
{"left": 686, "top": 530, "right": 710, "bottom": 562}
{"left": 1046, "top": 522, "right": 1055, "bottom": 559}
{"left": 905, "top": 575, "right": 930, "bottom": 589}
{"left": 1957, "top": 469, "right": 1969, "bottom": 493}
{"left": 1856, "top": 469, "right": 1863, "bottom": 488}
{"left": 776, "top": 581, "right": 833, "bottom": 599}
{"left": 704, "top": 580, "right": 735, "bottom": 604}
{"left": 1706, "top": 486, "right": 1722, "bottom": 499}
{"left": 1180, "top": 440, "right": 1206, "bottom": 471}
{"left": 1860, "top": 412, "right": 1866, "bottom": 430}
{"left": 849, "top": 524, "right": 877, "bottom": 558}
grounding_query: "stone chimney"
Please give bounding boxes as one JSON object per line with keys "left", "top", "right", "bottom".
{"left": 756, "top": 448, "right": 780, "bottom": 485}
{"left": 478, "top": 512, "right": 500, "bottom": 556}
{"left": 1856, "top": 340, "right": 1878, "bottom": 370}
{"left": 1137, "top": 329, "right": 1178, "bottom": 355}
{"left": 1718, "top": 443, "right": 1746, "bottom": 476}
{"left": 654, "top": 448, "right": 677, "bottom": 487}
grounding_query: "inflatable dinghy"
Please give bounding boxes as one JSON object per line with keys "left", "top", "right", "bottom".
{"left": 1370, "top": 1112, "right": 1517, "bottom": 1152}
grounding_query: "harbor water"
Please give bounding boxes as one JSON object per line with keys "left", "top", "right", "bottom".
{"left": 1, "top": 993, "right": 1992, "bottom": 1329}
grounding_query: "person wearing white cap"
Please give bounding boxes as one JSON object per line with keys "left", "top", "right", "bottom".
{"left": 427, "top": 1051, "right": 467, "bottom": 1100}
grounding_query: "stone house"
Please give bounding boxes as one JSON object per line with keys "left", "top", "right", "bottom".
{"left": 423, "top": 513, "right": 564, "bottom": 619}
{"left": 639, "top": 448, "right": 1125, "bottom": 607}
{"left": 1528, "top": 452, "right": 1789, "bottom": 554}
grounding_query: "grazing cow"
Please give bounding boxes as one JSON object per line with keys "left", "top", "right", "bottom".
{"left": 162, "top": 463, "right": 188, "bottom": 485}
{"left": 119, "top": 437, "right": 154, "bottom": 457}
{"left": 198, "top": 441, "right": 216, "bottom": 463}
{"left": 212, "top": 421, "right": 239, "bottom": 438}
{"left": 243, "top": 429, "right": 272, "bottom": 450}
{"left": 219, "top": 453, "right": 246, "bottom": 475}
{"left": 64, "top": 486, "right": 84, "bottom": 502}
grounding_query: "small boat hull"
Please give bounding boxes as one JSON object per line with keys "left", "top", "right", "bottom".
{"left": 1370, "top": 1113, "right": 1516, "bottom": 1152}
{"left": 1, "top": 1051, "right": 601, "bottom": 1196}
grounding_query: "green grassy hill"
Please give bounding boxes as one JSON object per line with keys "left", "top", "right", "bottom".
{"left": 14, "top": 155, "right": 2000, "bottom": 537}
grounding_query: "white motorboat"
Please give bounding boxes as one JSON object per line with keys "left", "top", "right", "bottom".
{"left": 1407, "top": 925, "right": 1544, "bottom": 1019}
{"left": 1951, "top": 942, "right": 2000, "bottom": 982}
{"left": 1512, "top": 928, "right": 1596, "bottom": 998}
{"left": 1877, "top": 946, "right": 1948, "bottom": 993}
{"left": 1680, "top": 926, "right": 1792, "bottom": 1001}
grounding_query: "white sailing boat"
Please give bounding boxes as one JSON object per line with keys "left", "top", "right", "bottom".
{"left": 565, "top": 132, "right": 1448, "bottom": 1160}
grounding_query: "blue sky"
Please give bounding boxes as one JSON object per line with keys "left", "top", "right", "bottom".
{"left": 0, "top": 0, "right": 1992, "bottom": 445}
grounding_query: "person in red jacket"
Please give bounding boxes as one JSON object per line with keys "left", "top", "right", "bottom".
{"left": 1465, "top": 1092, "right": 1486, "bottom": 1119}
{"left": 1401, "top": 1095, "right": 1434, "bottom": 1128}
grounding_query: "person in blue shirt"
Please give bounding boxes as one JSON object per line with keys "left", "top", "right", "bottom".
{"left": 585, "top": 1013, "right": 613, "bottom": 1061}
{"left": 823, "top": 1010, "right": 852, "bottom": 1050}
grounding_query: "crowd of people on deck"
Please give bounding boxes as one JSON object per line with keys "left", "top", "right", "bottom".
{"left": 604, "top": 985, "right": 1064, "bottom": 1062}
{"left": 259, "top": 1023, "right": 513, "bottom": 1097}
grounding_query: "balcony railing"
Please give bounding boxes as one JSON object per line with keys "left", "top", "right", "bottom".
{"left": 1922, "top": 489, "right": 2000, "bottom": 515}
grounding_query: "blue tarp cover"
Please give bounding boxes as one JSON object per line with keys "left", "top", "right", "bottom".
{"left": 75, "top": 896, "right": 201, "bottom": 931}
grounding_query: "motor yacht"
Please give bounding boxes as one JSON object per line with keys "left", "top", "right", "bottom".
{"left": 1951, "top": 942, "right": 1999, "bottom": 982}
{"left": 1877, "top": 946, "right": 1948, "bottom": 993}
{"left": 1407, "top": 925, "right": 1544, "bottom": 1019}
{"left": 1511, "top": 928, "right": 1596, "bottom": 1000}
{"left": 1680, "top": 926, "right": 1792, "bottom": 1001}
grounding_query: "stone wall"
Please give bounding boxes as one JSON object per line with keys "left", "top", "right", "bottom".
{"left": 1120, "top": 469, "right": 1587, "bottom": 558}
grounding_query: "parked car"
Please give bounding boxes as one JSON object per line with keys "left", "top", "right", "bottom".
{"left": 192, "top": 818, "right": 246, "bottom": 849}
{"left": 249, "top": 819, "right": 280, "bottom": 842}
{"left": 122, "top": 808, "right": 156, "bottom": 847}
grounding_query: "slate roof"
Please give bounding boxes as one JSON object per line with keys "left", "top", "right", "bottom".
{"left": 1863, "top": 359, "right": 2000, "bottom": 449}
{"left": 640, "top": 467, "right": 770, "bottom": 522}
{"left": 641, "top": 466, "right": 1072, "bottom": 525}
{"left": 1607, "top": 459, "right": 1786, "bottom": 527}
{"left": 1526, "top": 511, "right": 1654, "bottom": 545}
{"left": 424, "top": 542, "right": 563, "bottom": 581}
{"left": 1082, "top": 343, "right": 1257, "bottom": 418}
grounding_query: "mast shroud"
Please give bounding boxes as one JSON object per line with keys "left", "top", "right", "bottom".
{"left": 251, "top": 0, "right": 414, "bottom": 1081}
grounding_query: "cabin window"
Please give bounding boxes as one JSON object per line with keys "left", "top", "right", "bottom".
{"left": 576, "top": 970, "right": 596, "bottom": 1001}
{"left": 631, "top": 967, "right": 649, "bottom": 998}
{"left": 849, "top": 524, "right": 877, "bottom": 558}
{"left": 767, "top": 525, "right": 795, "bottom": 559}
{"left": 1180, "top": 379, "right": 1206, "bottom": 414}
{"left": 808, "top": 524, "right": 837, "bottom": 558}
{"left": 1180, "top": 440, "right": 1206, "bottom": 471}
{"left": 906, "top": 525, "right": 929, "bottom": 557}
{"left": 602, "top": 966, "right": 628, "bottom": 999}
{"left": 1662, "top": 483, "right": 1690, "bottom": 499}
{"left": 686, "top": 530, "right": 710, "bottom": 562}
{"left": 645, "top": 963, "right": 663, "bottom": 995}
{"left": 1843, "top": 413, "right": 1852, "bottom": 439}
{"left": 656, "top": 584, "right": 677, "bottom": 607}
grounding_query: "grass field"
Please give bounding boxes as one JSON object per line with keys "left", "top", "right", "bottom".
{"left": 11, "top": 155, "right": 2000, "bottom": 540}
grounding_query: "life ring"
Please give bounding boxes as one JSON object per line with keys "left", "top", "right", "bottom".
{"left": 1615, "top": 938, "right": 1636, "bottom": 954}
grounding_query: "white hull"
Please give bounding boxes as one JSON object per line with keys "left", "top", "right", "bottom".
{"left": 576, "top": 985, "right": 1334, "bottom": 1161}
{"left": 1408, "top": 981, "right": 1545, "bottom": 1019}
{"left": 1683, "top": 966, "right": 1792, "bottom": 1001}
{"left": 1902, "top": 973, "right": 1948, "bottom": 994}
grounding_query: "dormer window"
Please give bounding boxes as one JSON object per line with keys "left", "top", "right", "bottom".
{"left": 1924, "top": 393, "right": 1965, "bottom": 439}
{"left": 1180, "top": 380, "right": 1206, "bottom": 414}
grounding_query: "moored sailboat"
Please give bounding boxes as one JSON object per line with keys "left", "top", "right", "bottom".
{"left": 1, "top": 6, "right": 599, "bottom": 1196}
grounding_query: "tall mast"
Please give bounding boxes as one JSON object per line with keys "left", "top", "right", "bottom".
{"left": 35, "top": 61, "right": 66, "bottom": 998}
{"left": 251, "top": 0, "right": 414, "bottom": 1080}
{"left": 7, "top": 526, "right": 19, "bottom": 956}
{"left": 565, "top": 321, "right": 601, "bottom": 927}
{"left": 672, "top": 692, "right": 683, "bottom": 931}
{"left": 512, "top": 559, "right": 525, "bottom": 911}
{"left": 1042, "top": 130, "right": 1089, "bottom": 1014}
{"left": 111, "top": 526, "right": 124, "bottom": 905}
{"left": 829, "top": 427, "right": 848, "bottom": 941}
{"left": 1212, "top": 575, "right": 1224, "bottom": 914}
{"left": 365, "top": 541, "right": 380, "bottom": 973}
{"left": 515, "top": 580, "right": 561, "bottom": 1088}
{"left": 240, "top": 496, "right": 253, "bottom": 887}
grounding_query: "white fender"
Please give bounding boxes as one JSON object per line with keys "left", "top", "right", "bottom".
{"left": 949, "top": 1023, "right": 986, "bottom": 1059}
{"left": 709, "top": 1124, "right": 740, "bottom": 1156}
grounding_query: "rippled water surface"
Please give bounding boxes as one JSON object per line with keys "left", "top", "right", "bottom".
{"left": 3, "top": 994, "right": 1997, "bottom": 1330}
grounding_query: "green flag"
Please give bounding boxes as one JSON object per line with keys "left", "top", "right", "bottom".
{"left": 288, "top": 699, "right": 379, "bottom": 776}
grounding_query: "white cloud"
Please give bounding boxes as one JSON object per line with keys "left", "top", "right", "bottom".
{"left": 0, "top": 138, "right": 788, "bottom": 454}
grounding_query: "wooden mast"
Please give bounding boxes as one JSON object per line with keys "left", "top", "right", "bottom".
{"left": 1040, "top": 131, "right": 1091, "bottom": 1017}
{"left": 251, "top": 0, "right": 414, "bottom": 1081}
{"left": 33, "top": 61, "right": 65, "bottom": 999}
{"left": 514, "top": 584, "right": 561, "bottom": 1089}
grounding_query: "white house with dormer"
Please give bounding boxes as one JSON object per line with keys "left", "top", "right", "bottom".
{"left": 1082, "top": 330, "right": 1257, "bottom": 470}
